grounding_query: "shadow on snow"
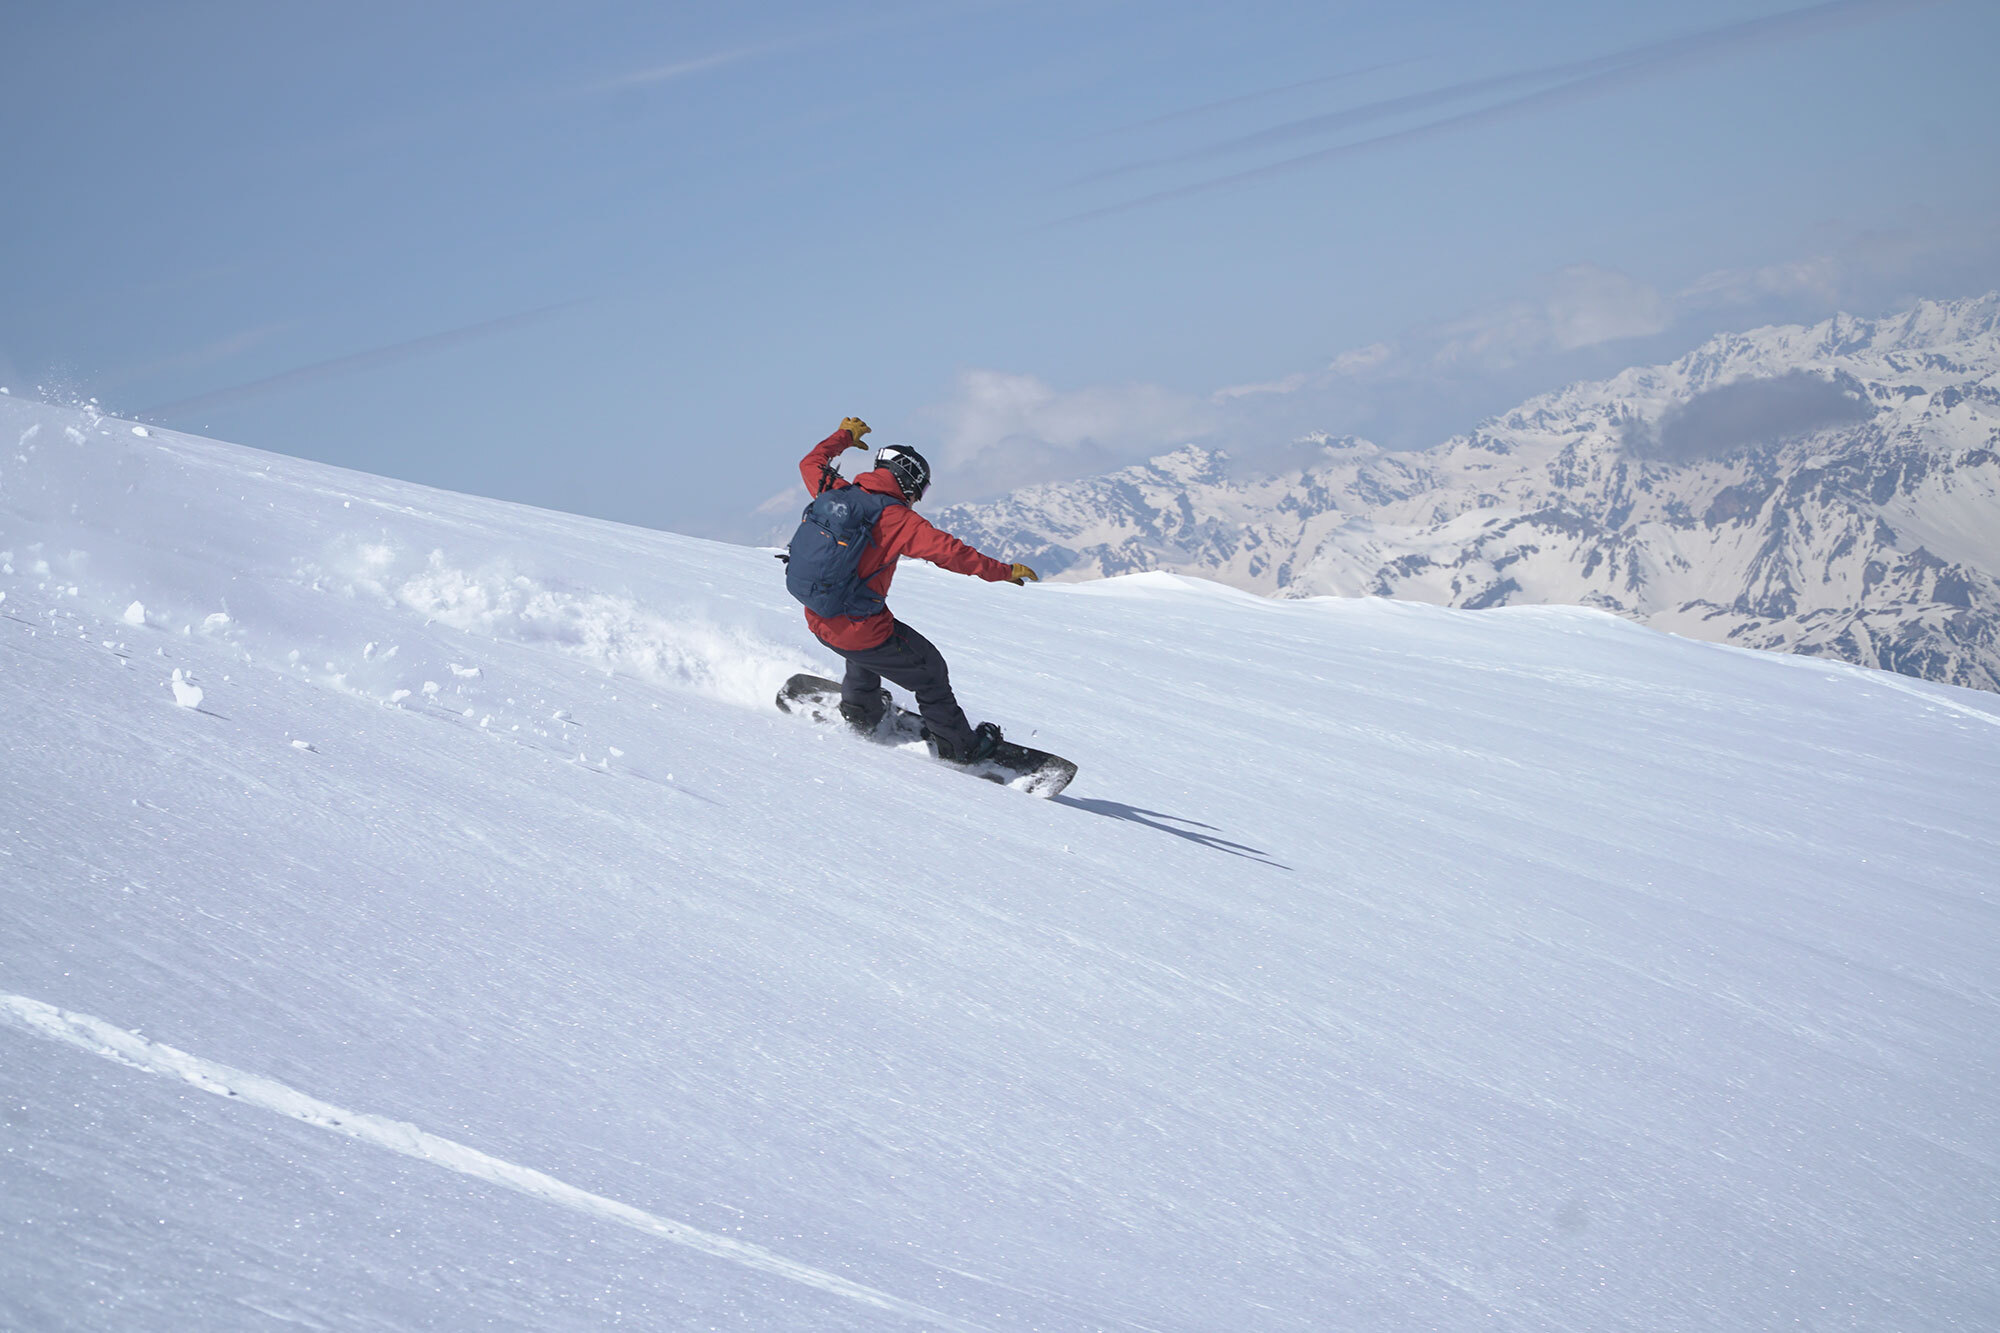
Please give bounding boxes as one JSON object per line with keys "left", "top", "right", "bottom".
{"left": 1054, "top": 796, "right": 1290, "bottom": 870}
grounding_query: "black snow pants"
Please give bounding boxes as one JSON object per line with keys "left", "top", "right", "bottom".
{"left": 826, "top": 620, "right": 976, "bottom": 754}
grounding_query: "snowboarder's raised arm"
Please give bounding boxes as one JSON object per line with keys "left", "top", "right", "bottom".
{"left": 875, "top": 505, "right": 1016, "bottom": 583}
{"left": 799, "top": 417, "right": 871, "bottom": 495}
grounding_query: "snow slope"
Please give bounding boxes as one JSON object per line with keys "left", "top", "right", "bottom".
{"left": 3, "top": 394, "right": 1997, "bottom": 1331}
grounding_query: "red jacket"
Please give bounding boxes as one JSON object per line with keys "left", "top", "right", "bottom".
{"left": 797, "top": 429, "right": 1013, "bottom": 650}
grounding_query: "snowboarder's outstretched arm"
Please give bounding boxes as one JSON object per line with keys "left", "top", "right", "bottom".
{"left": 874, "top": 506, "right": 1017, "bottom": 583}
{"left": 800, "top": 418, "right": 871, "bottom": 496}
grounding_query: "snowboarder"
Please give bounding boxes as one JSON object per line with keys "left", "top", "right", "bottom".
{"left": 786, "top": 417, "right": 1038, "bottom": 764}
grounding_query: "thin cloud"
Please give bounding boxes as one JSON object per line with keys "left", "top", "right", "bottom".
{"left": 1213, "top": 342, "right": 1394, "bottom": 402}
{"left": 1215, "top": 263, "right": 1669, "bottom": 404}
{"left": 1064, "top": 0, "right": 1937, "bottom": 220}
{"left": 1074, "top": 60, "right": 1571, "bottom": 187}
{"left": 584, "top": 1, "right": 1011, "bottom": 97}
{"left": 1087, "top": 58, "right": 1413, "bottom": 141}
{"left": 589, "top": 44, "right": 779, "bottom": 93}
{"left": 1428, "top": 264, "right": 1672, "bottom": 369}
{"left": 912, "top": 368, "right": 1211, "bottom": 504}
{"left": 114, "top": 322, "right": 296, "bottom": 384}
{"left": 138, "top": 301, "right": 585, "bottom": 419}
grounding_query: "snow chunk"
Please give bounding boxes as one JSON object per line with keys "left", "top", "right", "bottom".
{"left": 290, "top": 739, "right": 316, "bottom": 752}
{"left": 122, "top": 601, "right": 147, "bottom": 627}
{"left": 169, "top": 669, "right": 202, "bottom": 709}
{"left": 448, "top": 663, "right": 481, "bottom": 679}
{"left": 201, "top": 612, "right": 231, "bottom": 632}
{"left": 422, "top": 681, "right": 440, "bottom": 696}
{"left": 130, "top": 425, "right": 150, "bottom": 438}
{"left": 388, "top": 689, "right": 411, "bottom": 704}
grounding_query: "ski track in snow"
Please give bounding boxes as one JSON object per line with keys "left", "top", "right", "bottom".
{"left": 0, "top": 993, "right": 980, "bottom": 1333}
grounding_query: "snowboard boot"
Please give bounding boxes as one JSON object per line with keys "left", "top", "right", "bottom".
{"left": 928, "top": 721, "right": 1004, "bottom": 765}
{"left": 839, "top": 688, "right": 893, "bottom": 736}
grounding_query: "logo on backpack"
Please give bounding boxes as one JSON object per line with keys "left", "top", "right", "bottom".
{"left": 784, "top": 485, "right": 902, "bottom": 619}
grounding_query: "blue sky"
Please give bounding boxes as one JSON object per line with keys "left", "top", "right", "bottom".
{"left": 5, "top": 0, "right": 1996, "bottom": 537}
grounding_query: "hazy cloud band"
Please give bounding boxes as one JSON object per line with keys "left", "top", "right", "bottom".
{"left": 1065, "top": 0, "right": 1937, "bottom": 221}
{"left": 139, "top": 302, "right": 584, "bottom": 419}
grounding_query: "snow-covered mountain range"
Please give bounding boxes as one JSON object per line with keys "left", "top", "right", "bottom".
{"left": 936, "top": 296, "right": 2000, "bottom": 691}
{"left": 5, "top": 391, "right": 1999, "bottom": 1329}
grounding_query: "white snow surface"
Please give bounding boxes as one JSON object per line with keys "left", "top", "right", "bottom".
{"left": 2, "top": 394, "right": 1997, "bottom": 1330}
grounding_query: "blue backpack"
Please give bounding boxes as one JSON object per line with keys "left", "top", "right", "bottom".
{"left": 784, "top": 484, "right": 903, "bottom": 619}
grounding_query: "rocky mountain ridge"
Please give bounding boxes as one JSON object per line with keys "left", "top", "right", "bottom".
{"left": 934, "top": 296, "right": 2000, "bottom": 691}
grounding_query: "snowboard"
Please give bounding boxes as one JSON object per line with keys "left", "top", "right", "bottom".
{"left": 776, "top": 673, "right": 1077, "bottom": 799}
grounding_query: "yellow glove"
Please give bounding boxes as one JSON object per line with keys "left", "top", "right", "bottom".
{"left": 1007, "top": 563, "right": 1039, "bottom": 585}
{"left": 838, "top": 416, "right": 871, "bottom": 447}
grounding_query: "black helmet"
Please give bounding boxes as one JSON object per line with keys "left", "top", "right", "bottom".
{"left": 875, "top": 445, "right": 932, "bottom": 502}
